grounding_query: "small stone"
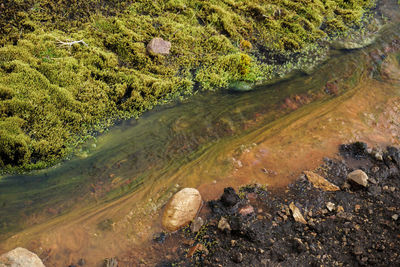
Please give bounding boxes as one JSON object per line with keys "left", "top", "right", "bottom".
{"left": 347, "top": 170, "right": 369, "bottom": 187}
{"left": 289, "top": 202, "right": 307, "bottom": 224}
{"left": 383, "top": 186, "right": 389, "bottom": 190}
{"left": 231, "top": 240, "right": 237, "bottom": 247}
{"left": 238, "top": 205, "right": 255, "bottom": 216}
{"left": 231, "top": 252, "right": 243, "bottom": 263}
{"left": 218, "top": 217, "right": 231, "bottom": 231}
{"left": 390, "top": 187, "right": 396, "bottom": 192}
{"left": 304, "top": 171, "right": 340, "bottom": 191}
{"left": 220, "top": 187, "right": 240, "bottom": 207}
{"left": 147, "top": 37, "right": 171, "bottom": 55}
{"left": 375, "top": 152, "right": 383, "bottom": 161}
{"left": 355, "top": 204, "right": 361, "bottom": 212}
{"left": 326, "top": 202, "right": 336, "bottom": 212}
{"left": 190, "top": 217, "right": 204, "bottom": 233}
{"left": 392, "top": 214, "right": 399, "bottom": 221}
{"left": 337, "top": 206, "right": 344, "bottom": 213}
{"left": 369, "top": 177, "right": 377, "bottom": 184}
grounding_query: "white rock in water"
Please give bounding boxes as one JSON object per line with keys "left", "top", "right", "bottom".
{"left": 0, "top": 247, "right": 45, "bottom": 267}
{"left": 347, "top": 170, "right": 369, "bottom": 187}
{"left": 162, "top": 188, "right": 202, "bottom": 231}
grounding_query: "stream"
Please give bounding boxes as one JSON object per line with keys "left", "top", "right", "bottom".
{"left": 0, "top": 0, "right": 399, "bottom": 265}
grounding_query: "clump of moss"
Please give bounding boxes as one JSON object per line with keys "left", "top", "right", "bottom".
{"left": 0, "top": 0, "right": 377, "bottom": 171}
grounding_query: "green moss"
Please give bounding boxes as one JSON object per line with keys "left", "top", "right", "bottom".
{"left": 0, "top": 0, "right": 376, "bottom": 171}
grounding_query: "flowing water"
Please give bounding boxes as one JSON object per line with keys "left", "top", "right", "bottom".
{"left": 0, "top": 0, "right": 399, "bottom": 265}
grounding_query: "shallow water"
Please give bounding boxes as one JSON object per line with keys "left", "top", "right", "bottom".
{"left": 0, "top": 0, "right": 399, "bottom": 265}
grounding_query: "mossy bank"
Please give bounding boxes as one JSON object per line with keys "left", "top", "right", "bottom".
{"left": 0, "top": 0, "right": 377, "bottom": 172}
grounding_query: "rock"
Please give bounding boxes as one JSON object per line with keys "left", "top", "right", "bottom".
{"left": 304, "top": 171, "right": 340, "bottom": 191}
{"left": 392, "top": 214, "right": 399, "bottom": 221}
{"left": 190, "top": 217, "right": 204, "bottom": 233}
{"left": 347, "top": 170, "right": 369, "bottom": 187}
{"left": 238, "top": 205, "right": 254, "bottom": 216}
{"left": 162, "top": 188, "right": 202, "bottom": 231}
{"left": 231, "top": 252, "right": 243, "bottom": 263}
{"left": 220, "top": 187, "right": 240, "bottom": 207}
{"left": 326, "top": 202, "right": 336, "bottom": 212}
{"left": 375, "top": 152, "right": 383, "bottom": 161}
{"left": 146, "top": 37, "right": 171, "bottom": 55}
{"left": 218, "top": 217, "right": 231, "bottom": 231}
{"left": 0, "top": 247, "right": 45, "bottom": 267}
{"left": 289, "top": 202, "right": 307, "bottom": 224}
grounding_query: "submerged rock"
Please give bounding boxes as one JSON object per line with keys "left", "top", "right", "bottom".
{"left": 162, "top": 188, "right": 202, "bottom": 231}
{"left": 147, "top": 37, "right": 171, "bottom": 55}
{"left": 347, "top": 170, "right": 369, "bottom": 187}
{"left": 304, "top": 171, "right": 340, "bottom": 191}
{"left": 0, "top": 247, "right": 45, "bottom": 267}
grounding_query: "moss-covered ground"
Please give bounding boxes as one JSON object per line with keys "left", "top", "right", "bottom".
{"left": 0, "top": 0, "right": 376, "bottom": 171}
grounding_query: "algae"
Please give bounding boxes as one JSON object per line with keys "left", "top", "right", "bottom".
{"left": 0, "top": 0, "right": 376, "bottom": 171}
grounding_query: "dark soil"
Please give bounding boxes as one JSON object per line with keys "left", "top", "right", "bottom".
{"left": 151, "top": 142, "right": 400, "bottom": 266}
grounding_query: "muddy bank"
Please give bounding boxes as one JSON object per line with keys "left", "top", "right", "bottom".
{"left": 131, "top": 142, "right": 400, "bottom": 266}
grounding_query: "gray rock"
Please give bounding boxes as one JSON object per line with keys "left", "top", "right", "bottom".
{"left": 347, "top": 169, "right": 369, "bottom": 187}
{"left": 147, "top": 37, "right": 171, "bottom": 55}
{"left": 0, "top": 247, "right": 45, "bottom": 267}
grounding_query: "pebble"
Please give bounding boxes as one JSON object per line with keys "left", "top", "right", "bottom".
{"left": 231, "top": 252, "right": 243, "bottom": 263}
{"left": 326, "top": 202, "right": 336, "bottom": 212}
{"left": 289, "top": 202, "right": 307, "bottom": 224}
{"left": 218, "top": 217, "right": 231, "bottom": 231}
{"left": 191, "top": 217, "right": 204, "bottom": 233}
{"left": 392, "top": 214, "right": 398, "bottom": 221}
{"left": 347, "top": 169, "right": 369, "bottom": 187}
{"left": 238, "top": 205, "right": 255, "bottom": 216}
